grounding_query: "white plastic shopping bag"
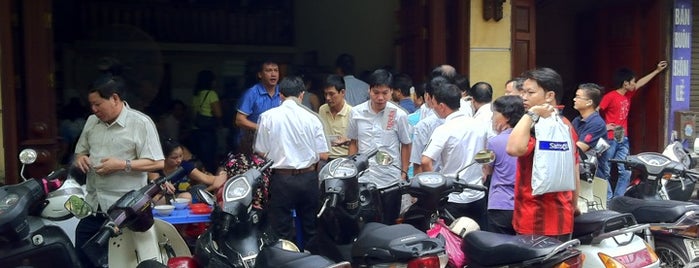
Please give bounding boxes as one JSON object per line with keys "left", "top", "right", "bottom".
{"left": 531, "top": 112, "right": 576, "bottom": 195}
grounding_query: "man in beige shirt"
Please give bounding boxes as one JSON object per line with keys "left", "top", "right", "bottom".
{"left": 318, "top": 74, "right": 353, "bottom": 161}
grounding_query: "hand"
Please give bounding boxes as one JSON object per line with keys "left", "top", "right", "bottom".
{"left": 93, "top": 157, "right": 125, "bottom": 176}
{"left": 529, "top": 103, "right": 556, "bottom": 119}
{"left": 331, "top": 136, "right": 350, "bottom": 146}
{"left": 606, "top": 123, "right": 617, "bottom": 131}
{"left": 212, "top": 172, "right": 227, "bottom": 190}
{"left": 163, "top": 181, "right": 176, "bottom": 195}
{"left": 656, "top": 61, "right": 668, "bottom": 72}
{"left": 74, "top": 155, "right": 91, "bottom": 173}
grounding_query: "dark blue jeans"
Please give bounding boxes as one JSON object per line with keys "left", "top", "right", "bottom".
{"left": 598, "top": 137, "right": 631, "bottom": 198}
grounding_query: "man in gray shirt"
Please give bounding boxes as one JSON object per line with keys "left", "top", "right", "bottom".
{"left": 335, "top": 53, "right": 369, "bottom": 106}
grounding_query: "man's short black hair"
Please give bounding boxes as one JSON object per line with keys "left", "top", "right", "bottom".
{"left": 431, "top": 83, "right": 461, "bottom": 111}
{"left": 323, "top": 74, "right": 346, "bottom": 92}
{"left": 279, "top": 76, "right": 305, "bottom": 97}
{"left": 613, "top": 68, "right": 636, "bottom": 89}
{"left": 90, "top": 75, "right": 126, "bottom": 100}
{"left": 392, "top": 73, "right": 413, "bottom": 96}
{"left": 470, "top": 82, "right": 493, "bottom": 103}
{"left": 335, "top": 53, "right": 355, "bottom": 75}
{"left": 522, "top": 67, "right": 563, "bottom": 103}
{"left": 367, "top": 69, "right": 393, "bottom": 88}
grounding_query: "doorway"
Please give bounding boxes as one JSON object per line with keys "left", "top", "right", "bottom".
{"left": 536, "top": 0, "right": 667, "bottom": 154}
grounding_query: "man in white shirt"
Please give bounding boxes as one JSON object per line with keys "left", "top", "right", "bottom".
{"left": 254, "top": 76, "right": 329, "bottom": 245}
{"left": 410, "top": 76, "right": 449, "bottom": 175}
{"left": 73, "top": 77, "right": 165, "bottom": 267}
{"left": 347, "top": 69, "right": 412, "bottom": 224}
{"left": 471, "top": 82, "right": 496, "bottom": 138}
{"left": 421, "top": 83, "right": 488, "bottom": 227}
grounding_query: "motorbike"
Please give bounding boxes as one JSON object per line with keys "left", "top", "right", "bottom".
{"left": 193, "top": 158, "right": 347, "bottom": 268}
{"left": 607, "top": 152, "right": 699, "bottom": 267}
{"left": 625, "top": 141, "right": 699, "bottom": 201}
{"left": 574, "top": 147, "right": 660, "bottom": 267}
{"left": 0, "top": 149, "right": 82, "bottom": 268}
{"left": 401, "top": 150, "right": 584, "bottom": 267}
{"left": 70, "top": 166, "right": 195, "bottom": 268}
{"left": 305, "top": 149, "right": 449, "bottom": 267}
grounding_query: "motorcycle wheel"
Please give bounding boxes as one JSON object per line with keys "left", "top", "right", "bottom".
{"left": 655, "top": 240, "right": 690, "bottom": 268}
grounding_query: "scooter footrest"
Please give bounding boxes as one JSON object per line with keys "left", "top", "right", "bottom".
{"left": 462, "top": 230, "right": 565, "bottom": 266}
{"left": 573, "top": 210, "right": 637, "bottom": 244}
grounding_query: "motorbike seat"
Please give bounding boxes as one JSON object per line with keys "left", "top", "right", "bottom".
{"left": 351, "top": 222, "right": 444, "bottom": 263}
{"left": 573, "top": 210, "right": 636, "bottom": 244}
{"left": 256, "top": 245, "right": 339, "bottom": 268}
{"left": 462, "top": 230, "right": 566, "bottom": 266}
{"left": 608, "top": 196, "right": 699, "bottom": 223}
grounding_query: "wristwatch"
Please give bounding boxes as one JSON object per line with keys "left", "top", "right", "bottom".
{"left": 124, "top": 159, "right": 132, "bottom": 172}
{"left": 526, "top": 110, "right": 540, "bottom": 123}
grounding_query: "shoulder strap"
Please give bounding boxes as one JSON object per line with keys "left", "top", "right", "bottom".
{"left": 199, "top": 90, "right": 211, "bottom": 110}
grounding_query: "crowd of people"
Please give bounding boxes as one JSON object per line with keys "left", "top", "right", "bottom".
{"left": 68, "top": 52, "right": 668, "bottom": 266}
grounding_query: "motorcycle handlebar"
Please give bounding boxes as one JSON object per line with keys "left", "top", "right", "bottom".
{"left": 259, "top": 160, "right": 274, "bottom": 173}
{"left": 46, "top": 168, "right": 68, "bottom": 181}
{"left": 454, "top": 179, "right": 488, "bottom": 192}
{"left": 153, "top": 166, "right": 186, "bottom": 185}
{"left": 608, "top": 159, "right": 625, "bottom": 164}
{"left": 93, "top": 227, "right": 113, "bottom": 246}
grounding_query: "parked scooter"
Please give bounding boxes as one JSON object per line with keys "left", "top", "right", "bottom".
{"left": 0, "top": 149, "right": 82, "bottom": 267}
{"left": 193, "top": 158, "right": 347, "bottom": 268}
{"left": 401, "top": 150, "right": 584, "bottom": 267}
{"left": 608, "top": 152, "right": 699, "bottom": 267}
{"left": 574, "top": 147, "right": 660, "bottom": 267}
{"left": 306, "top": 149, "right": 448, "bottom": 267}
{"left": 70, "top": 166, "right": 195, "bottom": 268}
{"left": 625, "top": 141, "right": 699, "bottom": 201}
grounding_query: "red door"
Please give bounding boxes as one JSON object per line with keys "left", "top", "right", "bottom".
{"left": 583, "top": 1, "right": 666, "bottom": 154}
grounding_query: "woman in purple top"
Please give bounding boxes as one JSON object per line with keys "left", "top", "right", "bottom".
{"left": 483, "top": 95, "right": 524, "bottom": 234}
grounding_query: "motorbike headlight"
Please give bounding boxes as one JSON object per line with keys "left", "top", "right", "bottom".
{"left": 319, "top": 158, "right": 357, "bottom": 180}
{"left": 223, "top": 177, "right": 250, "bottom": 202}
{"left": 415, "top": 172, "right": 445, "bottom": 186}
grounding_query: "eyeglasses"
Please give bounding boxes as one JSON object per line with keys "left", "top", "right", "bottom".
{"left": 573, "top": 96, "right": 590, "bottom": 101}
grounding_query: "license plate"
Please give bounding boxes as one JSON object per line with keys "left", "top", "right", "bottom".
{"left": 683, "top": 239, "right": 699, "bottom": 260}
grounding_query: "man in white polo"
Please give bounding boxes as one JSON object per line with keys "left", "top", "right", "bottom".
{"left": 421, "top": 83, "right": 488, "bottom": 227}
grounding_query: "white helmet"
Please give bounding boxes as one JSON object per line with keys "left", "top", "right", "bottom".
{"left": 41, "top": 177, "right": 86, "bottom": 220}
{"left": 449, "top": 217, "right": 480, "bottom": 238}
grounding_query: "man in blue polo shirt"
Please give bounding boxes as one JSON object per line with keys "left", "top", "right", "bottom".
{"left": 572, "top": 83, "right": 609, "bottom": 197}
{"left": 235, "top": 61, "right": 282, "bottom": 154}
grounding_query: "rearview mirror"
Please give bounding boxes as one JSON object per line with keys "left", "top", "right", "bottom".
{"left": 196, "top": 188, "right": 216, "bottom": 206}
{"left": 375, "top": 151, "right": 393, "bottom": 166}
{"left": 19, "top": 149, "right": 38, "bottom": 164}
{"left": 474, "top": 150, "right": 495, "bottom": 164}
{"left": 64, "top": 195, "right": 94, "bottom": 219}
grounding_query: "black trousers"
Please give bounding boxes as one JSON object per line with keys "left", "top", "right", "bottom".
{"left": 444, "top": 197, "right": 487, "bottom": 228}
{"left": 487, "top": 209, "right": 515, "bottom": 235}
{"left": 75, "top": 213, "right": 109, "bottom": 268}
{"left": 268, "top": 171, "right": 319, "bottom": 248}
